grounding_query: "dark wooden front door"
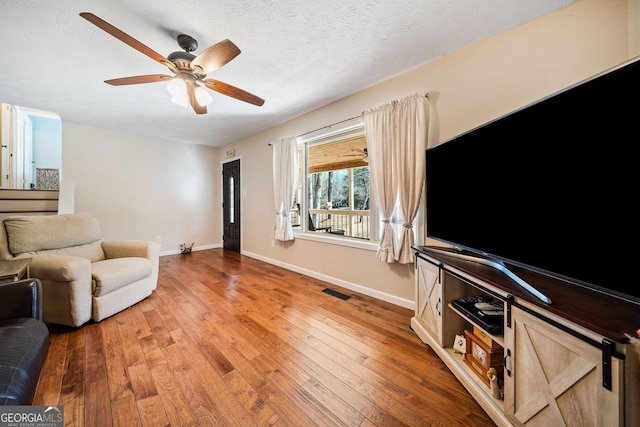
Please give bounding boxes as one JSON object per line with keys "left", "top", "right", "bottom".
{"left": 222, "top": 159, "right": 241, "bottom": 252}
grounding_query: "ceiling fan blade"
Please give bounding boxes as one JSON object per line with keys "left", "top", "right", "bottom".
{"left": 191, "top": 39, "right": 241, "bottom": 75}
{"left": 80, "top": 12, "right": 170, "bottom": 65}
{"left": 187, "top": 83, "right": 207, "bottom": 114}
{"left": 105, "top": 74, "right": 172, "bottom": 86}
{"left": 202, "top": 79, "right": 265, "bottom": 106}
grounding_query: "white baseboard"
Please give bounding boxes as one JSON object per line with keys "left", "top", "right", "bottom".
{"left": 159, "top": 243, "right": 221, "bottom": 257}
{"left": 242, "top": 250, "right": 415, "bottom": 310}
{"left": 158, "top": 245, "right": 414, "bottom": 310}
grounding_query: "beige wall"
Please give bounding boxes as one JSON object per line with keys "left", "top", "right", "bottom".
{"left": 62, "top": 123, "right": 221, "bottom": 252}
{"left": 59, "top": 0, "right": 635, "bottom": 309}
{"left": 222, "top": 0, "right": 636, "bottom": 308}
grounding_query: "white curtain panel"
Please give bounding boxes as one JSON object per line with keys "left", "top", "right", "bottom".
{"left": 271, "top": 136, "right": 298, "bottom": 241}
{"left": 395, "top": 94, "right": 430, "bottom": 263}
{"left": 363, "top": 104, "right": 398, "bottom": 262}
{"left": 362, "top": 93, "right": 430, "bottom": 263}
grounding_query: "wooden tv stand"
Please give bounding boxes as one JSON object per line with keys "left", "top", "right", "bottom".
{"left": 411, "top": 246, "right": 639, "bottom": 427}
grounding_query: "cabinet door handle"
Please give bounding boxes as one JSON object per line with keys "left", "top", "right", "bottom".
{"left": 504, "top": 349, "right": 512, "bottom": 377}
{"left": 436, "top": 298, "right": 441, "bottom": 316}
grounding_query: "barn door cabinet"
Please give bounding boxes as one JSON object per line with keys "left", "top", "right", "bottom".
{"left": 411, "top": 246, "right": 639, "bottom": 427}
{"left": 414, "top": 255, "right": 443, "bottom": 345}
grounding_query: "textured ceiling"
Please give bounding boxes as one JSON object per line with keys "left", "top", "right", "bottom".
{"left": 0, "top": 0, "right": 576, "bottom": 147}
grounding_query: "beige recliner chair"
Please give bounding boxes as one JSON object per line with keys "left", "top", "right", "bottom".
{"left": 0, "top": 213, "right": 160, "bottom": 327}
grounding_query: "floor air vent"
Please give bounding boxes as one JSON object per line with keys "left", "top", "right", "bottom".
{"left": 322, "top": 288, "right": 351, "bottom": 301}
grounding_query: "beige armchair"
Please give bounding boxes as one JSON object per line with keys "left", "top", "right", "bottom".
{"left": 0, "top": 213, "right": 160, "bottom": 327}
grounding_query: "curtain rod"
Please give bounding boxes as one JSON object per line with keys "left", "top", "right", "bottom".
{"left": 268, "top": 116, "right": 360, "bottom": 146}
{"left": 294, "top": 92, "right": 430, "bottom": 138}
{"left": 296, "top": 115, "right": 361, "bottom": 139}
{"left": 268, "top": 116, "right": 360, "bottom": 147}
{"left": 269, "top": 92, "right": 429, "bottom": 145}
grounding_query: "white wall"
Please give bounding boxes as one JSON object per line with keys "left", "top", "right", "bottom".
{"left": 31, "top": 115, "right": 62, "bottom": 170}
{"left": 62, "top": 123, "right": 221, "bottom": 254}
{"left": 59, "top": 0, "right": 636, "bottom": 309}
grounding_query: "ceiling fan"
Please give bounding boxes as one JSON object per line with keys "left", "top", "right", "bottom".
{"left": 79, "top": 12, "right": 264, "bottom": 115}
{"left": 346, "top": 148, "right": 368, "bottom": 162}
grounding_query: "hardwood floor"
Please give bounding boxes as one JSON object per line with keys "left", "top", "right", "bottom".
{"left": 33, "top": 249, "right": 496, "bottom": 426}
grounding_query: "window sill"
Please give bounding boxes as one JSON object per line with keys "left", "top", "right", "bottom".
{"left": 293, "top": 231, "right": 378, "bottom": 251}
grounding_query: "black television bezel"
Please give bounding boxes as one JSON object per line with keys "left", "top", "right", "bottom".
{"left": 424, "top": 56, "right": 640, "bottom": 307}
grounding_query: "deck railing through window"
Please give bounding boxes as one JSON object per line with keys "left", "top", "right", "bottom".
{"left": 292, "top": 207, "right": 370, "bottom": 240}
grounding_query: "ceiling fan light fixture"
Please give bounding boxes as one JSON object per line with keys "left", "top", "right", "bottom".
{"left": 167, "top": 77, "right": 187, "bottom": 97}
{"left": 195, "top": 86, "right": 213, "bottom": 106}
{"left": 79, "top": 13, "right": 264, "bottom": 114}
{"left": 171, "top": 95, "right": 189, "bottom": 107}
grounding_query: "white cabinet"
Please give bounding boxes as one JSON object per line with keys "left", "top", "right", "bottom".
{"left": 504, "top": 306, "right": 622, "bottom": 427}
{"left": 412, "top": 252, "right": 512, "bottom": 426}
{"left": 412, "top": 246, "right": 635, "bottom": 427}
{"left": 413, "top": 255, "right": 443, "bottom": 345}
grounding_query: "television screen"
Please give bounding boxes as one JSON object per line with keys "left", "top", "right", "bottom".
{"left": 425, "top": 56, "right": 639, "bottom": 305}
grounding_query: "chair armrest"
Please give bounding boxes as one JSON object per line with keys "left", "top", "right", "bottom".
{"left": 28, "top": 255, "right": 92, "bottom": 282}
{"left": 0, "top": 278, "right": 43, "bottom": 321}
{"left": 102, "top": 240, "right": 161, "bottom": 261}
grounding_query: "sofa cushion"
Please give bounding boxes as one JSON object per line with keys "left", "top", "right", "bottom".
{"left": 4, "top": 214, "right": 105, "bottom": 261}
{"left": 91, "top": 257, "right": 153, "bottom": 297}
{"left": 0, "top": 317, "right": 50, "bottom": 405}
{"left": 18, "top": 241, "right": 106, "bottom": 263}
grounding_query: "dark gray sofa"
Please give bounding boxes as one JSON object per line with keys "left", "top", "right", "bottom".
{"left": 0, "top": 278, "right": 50, "bottom": 405}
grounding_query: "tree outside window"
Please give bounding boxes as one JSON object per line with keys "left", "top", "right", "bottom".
{"left": 298, "top": 129, "right": 371, "bottom": 239}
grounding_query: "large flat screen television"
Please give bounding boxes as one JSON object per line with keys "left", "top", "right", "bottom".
{"left": 425, "top": 56, "right": 639, "bottom": 306}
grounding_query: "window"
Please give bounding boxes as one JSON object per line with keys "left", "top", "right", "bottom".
{"left": 294, "top": 123, "right": 374, "bottom": 240}
{"left": 293, "top": 118, "right": 424, "bottom": 249}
